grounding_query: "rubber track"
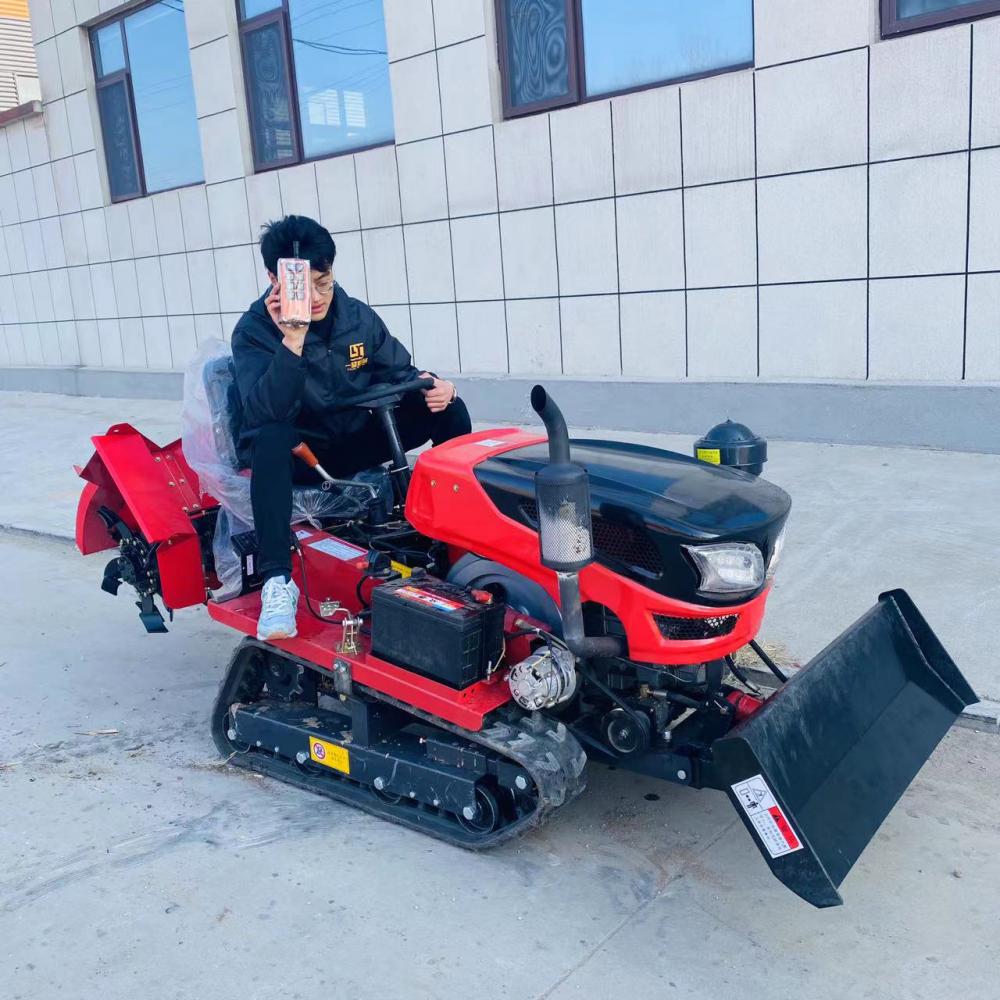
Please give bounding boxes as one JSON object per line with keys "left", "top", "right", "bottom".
{"left": 210, "top": 637, "right": 588, "bottom": 849}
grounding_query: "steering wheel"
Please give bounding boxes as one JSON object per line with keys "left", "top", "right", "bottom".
{"left": 333, "top": 377, "right": 436, "bottom": 412}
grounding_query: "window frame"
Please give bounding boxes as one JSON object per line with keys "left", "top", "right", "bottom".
{"left": 495, "top": 0, "right": 755, "bottom": 120}
{"left": 90, "top": 0, "right": 201, "bottom": 204}
{"left": 236, "top": 0, "right": 395, "bottom": 174}
{"left": 881, "top": 0, "right": 1000, "bottom": 36}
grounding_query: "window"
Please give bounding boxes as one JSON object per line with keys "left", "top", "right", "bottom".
{"left": 237, "top": 0, "right": 394, "bottom": 171}
{"left": 881, "top": 0, "right": 1000, "bottom": 36}
{"left": 91, "top": 0, "right": 204, "bottom": 202}
{"left": 496, "top": 0, "right": 754, "bottom": 118}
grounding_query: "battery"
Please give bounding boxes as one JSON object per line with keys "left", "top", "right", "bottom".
{"left": 370, "top": 577, "right": 505, "bottom": 689}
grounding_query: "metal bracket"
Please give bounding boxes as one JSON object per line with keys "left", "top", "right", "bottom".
{"left": 332, "top": 658, "right": 353, "bottom": 697}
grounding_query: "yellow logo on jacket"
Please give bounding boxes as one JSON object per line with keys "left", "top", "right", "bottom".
{"left": 347, "top": 342, "right": 368, "bottom": 371}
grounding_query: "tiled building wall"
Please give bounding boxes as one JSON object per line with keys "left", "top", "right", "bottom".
{"left": 1, "top": 0, "right": 999, "bottom": 383}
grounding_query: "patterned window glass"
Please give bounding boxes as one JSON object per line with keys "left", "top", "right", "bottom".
{"left": 501, "top": 0, "right": 572, "bottom": 110}
{"left": 244, "top": 20, "right": 296, "bottom": 167}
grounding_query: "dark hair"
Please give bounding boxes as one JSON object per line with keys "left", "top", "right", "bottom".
{"left": 259, "top": 215, "right": 336, "bottom": 274}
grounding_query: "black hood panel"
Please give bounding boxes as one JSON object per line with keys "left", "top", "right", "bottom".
{"left": 475, "top": 438, "right": 792, "bottom": 607}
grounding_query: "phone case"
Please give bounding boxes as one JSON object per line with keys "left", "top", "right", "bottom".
{"left": 277, "top": 257, "right": 312, "bottom": 328}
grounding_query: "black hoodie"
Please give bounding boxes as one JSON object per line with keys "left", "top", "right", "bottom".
{"left": 231, "top": 284, "right": 422, "bottom": 453}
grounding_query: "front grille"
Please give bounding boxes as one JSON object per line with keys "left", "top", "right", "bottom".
{"left": 655, "top": 614, "right": 738, "bottom": 641}
{"left": 519, "top": 499, "right": 662, "bottom": 577}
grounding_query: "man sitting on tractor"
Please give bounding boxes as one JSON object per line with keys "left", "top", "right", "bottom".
{"left": 231, "top": 214, "right": 471, "bottom": 641}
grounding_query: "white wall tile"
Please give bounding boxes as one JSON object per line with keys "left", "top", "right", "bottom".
{"left": 199, "top": 110, "right": 246, "bottom": 185}
{"left": 869, "top": 154, "right": 968, "bottom": 277}
{"left": 397, "top": 138, "right": 448, "bottom": 223}
{"left": 390, "top": 53, "right": 442, "bottom": 144}
{"left": 52, "top": 270, "right": 74, "bottom": 322}
{"left": 60, "top": 212, "right": 87, "bottom": 266}
{"left": 965, "top": 272, "right": 1000, "bottom": 380}
{"left": 90, "top": 262, "right": 117, "bottom": 319}
{"left": 128, "top": 198, "right": 158, "bottom": 257}
{"left": 65, "top": 90, "right": 95, "bottom": 154}
{"left": 684, "top": 181, "right": 756, "bottom": 288}
{"left": 111, "top": 259, "right": 140, "bottom": 318}
{"left": 278, "top": 162, "right": 319, "bottom": 220}
{"left": 39, "top": 216, "right": 66, "bottom": 268}
{"left": 410, "top": 303, "right": 459, "bottom": 372}
{"left": 868, "top": 276, "right": 964, "bottom": 379}
{"left": 560, "top": 295, "right": 619, "bottom": 376}
{"left": 316, "top": 155, "right": 360, "bottom": 233}
{"left": 494, "top": 114, "right": 552, "bottom": 211}
{"left": 758, "top": 167, "right": 867, "bottom": 283}
{"left": 555, "top": 199, "right": 617, "bottom": 295}
{"left": 244, "top": 171, "right": 282, "bottom": 243}
{"left": 51, "top": 0, "right": 75, "bottom": 34}
{"left": 972, "top": 19, "right": 1000, "bottom": 147}
{"left": 0, "top": 276, "right": 16, "bottom": 322}
{"left": 754, "top": 0, "right": 871, "bottom": 67}
{"left": 35, "top": 37, "right": 63, "bottom": 103}
{"left": 0, "top": 177, "right": 16, "bottom": 226}
{"left": 55, "top": 27, "right": 86, "bottom": 96}
{"left": 550, "top": 101, "right": 613, "bottom": 203}
{"left": 120, "top": 317, "right": 147, "bottom": 368}
{"left": 25, "top": 116, "right": 49, "bottom": 167}
{"left": 135, "top": 257, "right": 166, "bottom": 316}
{"left": 759, "top": 281, "right": 867, "bottom": 379}
{"left": 5, "top": 224, "right": 27, "bottom": 271}
{"left": 437, "top": 36, "right": 493, "bottom": 134}
{"left": 506, "top": 298, "right": 560, "bottom": 374}
{"left": 355, "top": 145, "right": 401, "bottom": 228}
{"left": 168, "top": 315, "right": 198, "bottom": 369}
{"left": 178, "top": 185, "right": 212, "bottom": 251}
{"left": 215, "top": 245, "right": 261, "bottom": 313}
{"left": 56, "top": 320, "right": 80, "bottom": 365}
{"left": 185, "top": 0, "right": 231, "bottom": 49}
{"left": 870, "top": 25, "right": 971, "bottom": 160}
{"left": 403, "top": 221, "right": 454, "bottom": 303}
{"left": 968, "top": 147, "right": 1000, "bottom": 271}
{"left": 150, "top": 190, "right": 185, "bottom": 254}
{"left": 31, "top": 0, "right": 55, "bottom": 43}
{"left": 75, "top": 0, "right": 100, "bottom": 22}
{"left": 6, "top": 123, "right": 29, "bottom": 172}
{"left": 21, "top": 220, "right": 45, "bottom": 270}
{"left": 68, "top": 265, "right": 96, "bottom": 320}
{"left": 220, "top": 313, "right": 245, "bottom": 343}
{"left": 500, "top": 208, "right": 557, "bottom": 298}
{"left": 161, "top": 254, "right": 192, "bottom": 315}
{"left": 620, "top": 291, "right": 686, "bottom": 378}
{"left": 362, "top": 226, "right": 408, "bottom": 303}
{"left": 97, "top": 319, "right": 124, "bottom": 367}
{"left": 207, "top": 179, "right": 251, "bottom": 247}
{"left": 82, "top": 207, "right": 110, "bottom": 262}
{"left": 433, "top": 0, "right": 485, "bottom": 47}
{"left": 194, "top": 313, "right": 224, "bottom": 348}
{"left": 35, "top": 167, "right": 60, "bottom": 227}
{"left": 616, "top": 190, "right": 685, "bottom": 293}
{"left": 30, "top": 272, "right": 55, "bottom": 322}
{"left": 190, "top": 37, "right": 237, "bottom": 119}
{"left": 105, "top": 202, "right": 133, "bottom": 260}
{"left": 330, "top": 231, "right": 366, "bottom": 300}
{"left": 756, "top": 50, "right": 868, "bottom": 175}
{"left": 687, "top": 287, "right": 757, "bottom": 378}
{"left": 14, "top": 170, "right": 37, "bottom": 221}
{"left": 44, "top": 99, "right": 72, "bottom": 161}
{"left": 187, "top": 250, "right": 220, "bottom": 313}
{"left": 38, "top": 322, "right": 61, "bottom": 364}
{"left": 51, "top": 156, "right": 80, "bottom": 214}
{"left": 681, "top": 70, "right": 754, "bottom": 186}
{"left": 12, "top": 274, "right": 34, "bottom": 321}
{"left": 0, "top": 132, "right": 10, "bottom": 177}
{"left": 444, "top": 126, "right": 497, "bottom": 216}
{"left": 457, "top": 300, "right": 507, "bottom": 373}
{"left": 143, "top": 316, "right": 173, "bottom": 368}
{"left": 73, "top": 151, "right": 102, "bottom": 210}
{"left": 76, "top": 319, "right": 101, "bottom": 365}
{"left": 612, "top": 86, "right": 681, "bottom": 196}
{"left": 373, "top": 304, "right": 412, "bottom": 352}
{"left": 6, "top": 324, "right": 29, "bottom": 365}
{"left": 451, "top": 214, "right": 503, "bottom": 301}
{"left": 384, "top": 0, "right": 435, "bottom": 61}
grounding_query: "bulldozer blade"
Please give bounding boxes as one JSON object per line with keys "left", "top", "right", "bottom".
{"left": 709, "top": 589, "right": 977, "bottom": 908}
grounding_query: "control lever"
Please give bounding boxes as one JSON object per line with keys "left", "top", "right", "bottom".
{"left": 291, "top": 442, "right": 378, "bottom": 497}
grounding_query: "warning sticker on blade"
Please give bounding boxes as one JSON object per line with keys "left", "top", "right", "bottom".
{"left": 395, "top": 585, "right": 464, "bottom": 612}
{"left": 308, "top": 536, "right": 366, "bottom": 561}
{"left": 309, "top": 737, "right": 350, "bottom": 774}
{"left": 731, "top": 774, "right": 803, "bottom": 858}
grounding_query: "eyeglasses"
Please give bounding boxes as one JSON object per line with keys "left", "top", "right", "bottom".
{"left": 313, "top": 278, "right": 335, "bottom": 297}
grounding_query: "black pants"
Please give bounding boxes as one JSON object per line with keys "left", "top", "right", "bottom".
{"left": 250, "top": 392, "right": 472, "bottom": 577}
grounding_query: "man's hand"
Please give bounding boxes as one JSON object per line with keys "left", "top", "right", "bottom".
{"left": 421, "top": 372, "right": 456, "bottom": 413}
{"left": 266, "top": 283, "right": 307, "bottom": 356}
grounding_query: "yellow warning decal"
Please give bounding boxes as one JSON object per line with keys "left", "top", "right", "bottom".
{"left": 391, "top": 560, "right": 413, "bottom": 578}
{"left": 308, "top": 737, "right": 350, "bottom": 774}
{"left": 696, "top": 448, "right": 721, "bottom": 465}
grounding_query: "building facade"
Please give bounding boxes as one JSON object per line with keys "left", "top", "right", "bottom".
{"left": 0, "top": 0, "right": 39, "bottom": 110}
{"left": 0, "top": 0, "right": 998, "bottom": 448}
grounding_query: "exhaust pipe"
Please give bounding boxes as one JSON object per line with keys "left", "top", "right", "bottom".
{"left": 531, "top": 386, "right": 623, "bottom": 660}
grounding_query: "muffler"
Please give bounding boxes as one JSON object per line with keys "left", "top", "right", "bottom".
{"left": 708, "top": 589, "right": 977, "bottom": 907}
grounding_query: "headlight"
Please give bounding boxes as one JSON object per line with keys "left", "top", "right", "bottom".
{"left": 683, "top": 542, "right": 765, "bottom": 596}
{"left": 767, "top": 526, "right": 786, "bottom": 579}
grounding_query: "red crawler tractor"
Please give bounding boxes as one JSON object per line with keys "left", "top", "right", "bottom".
{"left": 76, "top": 370, "right": 976, "bottom": 907}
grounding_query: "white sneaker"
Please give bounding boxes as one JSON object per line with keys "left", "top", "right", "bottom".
{"left": 257, "top": 576, "right": 300, "bottom": 641}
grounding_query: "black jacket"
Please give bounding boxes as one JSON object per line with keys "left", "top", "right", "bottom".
{"left": 231, "top": 285, "right": 422, "bottom": 452}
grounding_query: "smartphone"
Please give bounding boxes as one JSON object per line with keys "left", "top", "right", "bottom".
{"left": 277, "top": 257, "right": 312, "bottom": 328}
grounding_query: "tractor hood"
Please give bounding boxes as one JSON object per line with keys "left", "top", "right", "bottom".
{"left": 475, "top": 438, "right": 792, "bottom": 607}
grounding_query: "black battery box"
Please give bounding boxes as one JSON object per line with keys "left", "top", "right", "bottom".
{"left": 370, "top": 577, "right": 505, "bottom": 689}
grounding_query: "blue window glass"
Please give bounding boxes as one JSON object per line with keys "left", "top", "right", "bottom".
{"left": 501, "top": 0, "right": 573, "bottom": 110}
{"left": 897, "top": 0, "right": 980, "bottom": 15}
{"left": 92, "top": 22, "right": 125, "bottom": 78}
{"left": 579, "top": 0, "right": 753, "bottom": 97}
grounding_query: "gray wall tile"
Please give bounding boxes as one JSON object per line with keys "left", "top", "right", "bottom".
{"left": 612, "top": 86, "right": 681, "bottom": 196}
{"left": 759, "top": 280, "right": 867, "bottom": 379}
{"left": 190, "top": 37, "right": 237, "bottom": 119}
{"left": 397, "top": 137, "right": 448, "bottom": 223}
{"left": 451, "top": 214, "right": 503, "bottom": 301}
{"left": 500, "top": 207, "right": 558, "bottom": 298}
{"left": 403, "top": 221, "right": 454, "bottom": 302}
{"left": 60, "top": 212, "right": 87, "bottom": 267}
{"left": 36, "top": 37, "right": 62, "bottom": 102}
{"left": 161, "top": 254, "right": 193, "bottom": 315}
{"left": 373, "top": 303, "right": 412, "bottom": 352}
{"left": 56, "top": 320, "right": 79, "bottom": 365}
{"left": 55, "top": 28, "right": 85, "bottom": 97}
{"left": 754, "top": 0, "right": 871, "bottom": 67}
{"left": 330, "top": 231, "right": 367, "bottom": 301}
{"left": 550, "top": 100, "right": 613, "bottom": 203}
{"left": 68, "top": 265, "right": 95, "bottom": 320}
{"left": 96, "top": 319, "right": 124, "bottom": 367}
{"left": 972, "top": 19, "right": 1000, "bottom": 147}
{"left": 214, "top": 245, "right": 260, "bottom": 313}
{"left": 278, "top": 163, "right": 319, "bottom": 220}
{"left": 51, "top": 157, "right": 80, "bottom": 215}
{"left": 758, "top": 167, "right": 867, "bottom": 283}
{"left": 135, "top": 257, "right": 166, "bottom": 317}
{"left": 687, "top": 287, "right": 758, "bottom": 377}
{"left": 384, "top": 0, "right": 435, "bottom": 61}
{"left": 168, "top": 316, "right": 198, "bottom": 370}
{"left": 120, "top": 317, "right": 147, "bottom": 368}
{"left": 143, "top": 317, "right": 173, "bottom": 368}
{"left": 410, "top": 302, "right": 459, "bottom": 372}
{"left": 437, "top": 37, "right": 493, "bottom": 134}
{"left": 194, "top": 314, "right": 225, "bottom": 347}
{"left": 35, "top": 164, "right": 61, "bottom": 224}
{"left": 681, "top": 70, "right": 754, "bottom": 186}
{"left": 684, "top": 180, "right": 757, "bottom": 288}
{"left": 178, "top": 185, "right": 213, "bottom": 252}
{"left": 363, "top": 226, "right": 408, "bottom": 303}
{"left": 868, "top": 275, "right": 964, "bottom": 379}
{"left": 105, "top": 202, "right": 133, "bottom": 261}
{"left": 559, "top": 295, "right": 620, "bottom": 376}
{"left": 21, "top": 220, "right": 45, "bottom": 271}
{"left": 869, "top": 153, "right": 968, "bottom": 277}
{"left": 555, "top": 199, "right": 617, "bottom": 295}
{"left": 457, "top": 300, "right": 507, "bottom": 373}
{"left": 128, "top": 198, "right": 158, "bottom": 258}
{"left": 208, "top": 179, "right": 252, "bottom": 248}
{"left": 494, "top": 114, "right": 552, "bottom": 211}
{"left": 619, "top": 291, "right": 686, "bottom": 378}
{"left": 355, "top": 145, "right": 401, "bottom": 228}
{"left": 390, "top": 54, "right": 442, "bottom": 144}
{"left": 82, "top": 208, "right": 109, "bottom": 263}
{"left": 506, "top": 297, "right": 561, "bottom": 373}
{"left": 185, "top": 0, "right": 231, "bottom": 49}
{"left": 616, "top": 190, "right": 685, "bottom": 292}
{"left": 151, "top": 191, "right": 186, "bottom": 255}
{"left": 245, "top": 172, "right": 283, "bottom": 243}
{"left": 444, "top": 126, "right": 497, "bottom": 216}
{"left": 45, "top": 100, "right": 71, "bottom": 161}
{"left": 199, "top": 110, "right": 246, "bottom": 185}
{"left": 968, "top": 147, "right": 1000, "bottom": 272}
{"left": 76, "top": 319, "right": 101, "bottom": 366}
{"left": 187, "top": 250, "right": 220, "bottom": 314}
{"left": 39, "top": 216, "right": 65, "bottom": 269}
{"left": 111, "top": 259, "right": 139, "bottom": 318}
{"left": 433, "top": 0, "right": 486, "bottom": 48}
{"left": 316, "top": 155, "right": 361, "bottom": 233}
{"left": 964, "top": 272, "right": 1000, "bottom": 380}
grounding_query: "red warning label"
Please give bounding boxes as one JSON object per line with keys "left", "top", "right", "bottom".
{"left": 731, "top": 774, "right": 803, "bottom": 858}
